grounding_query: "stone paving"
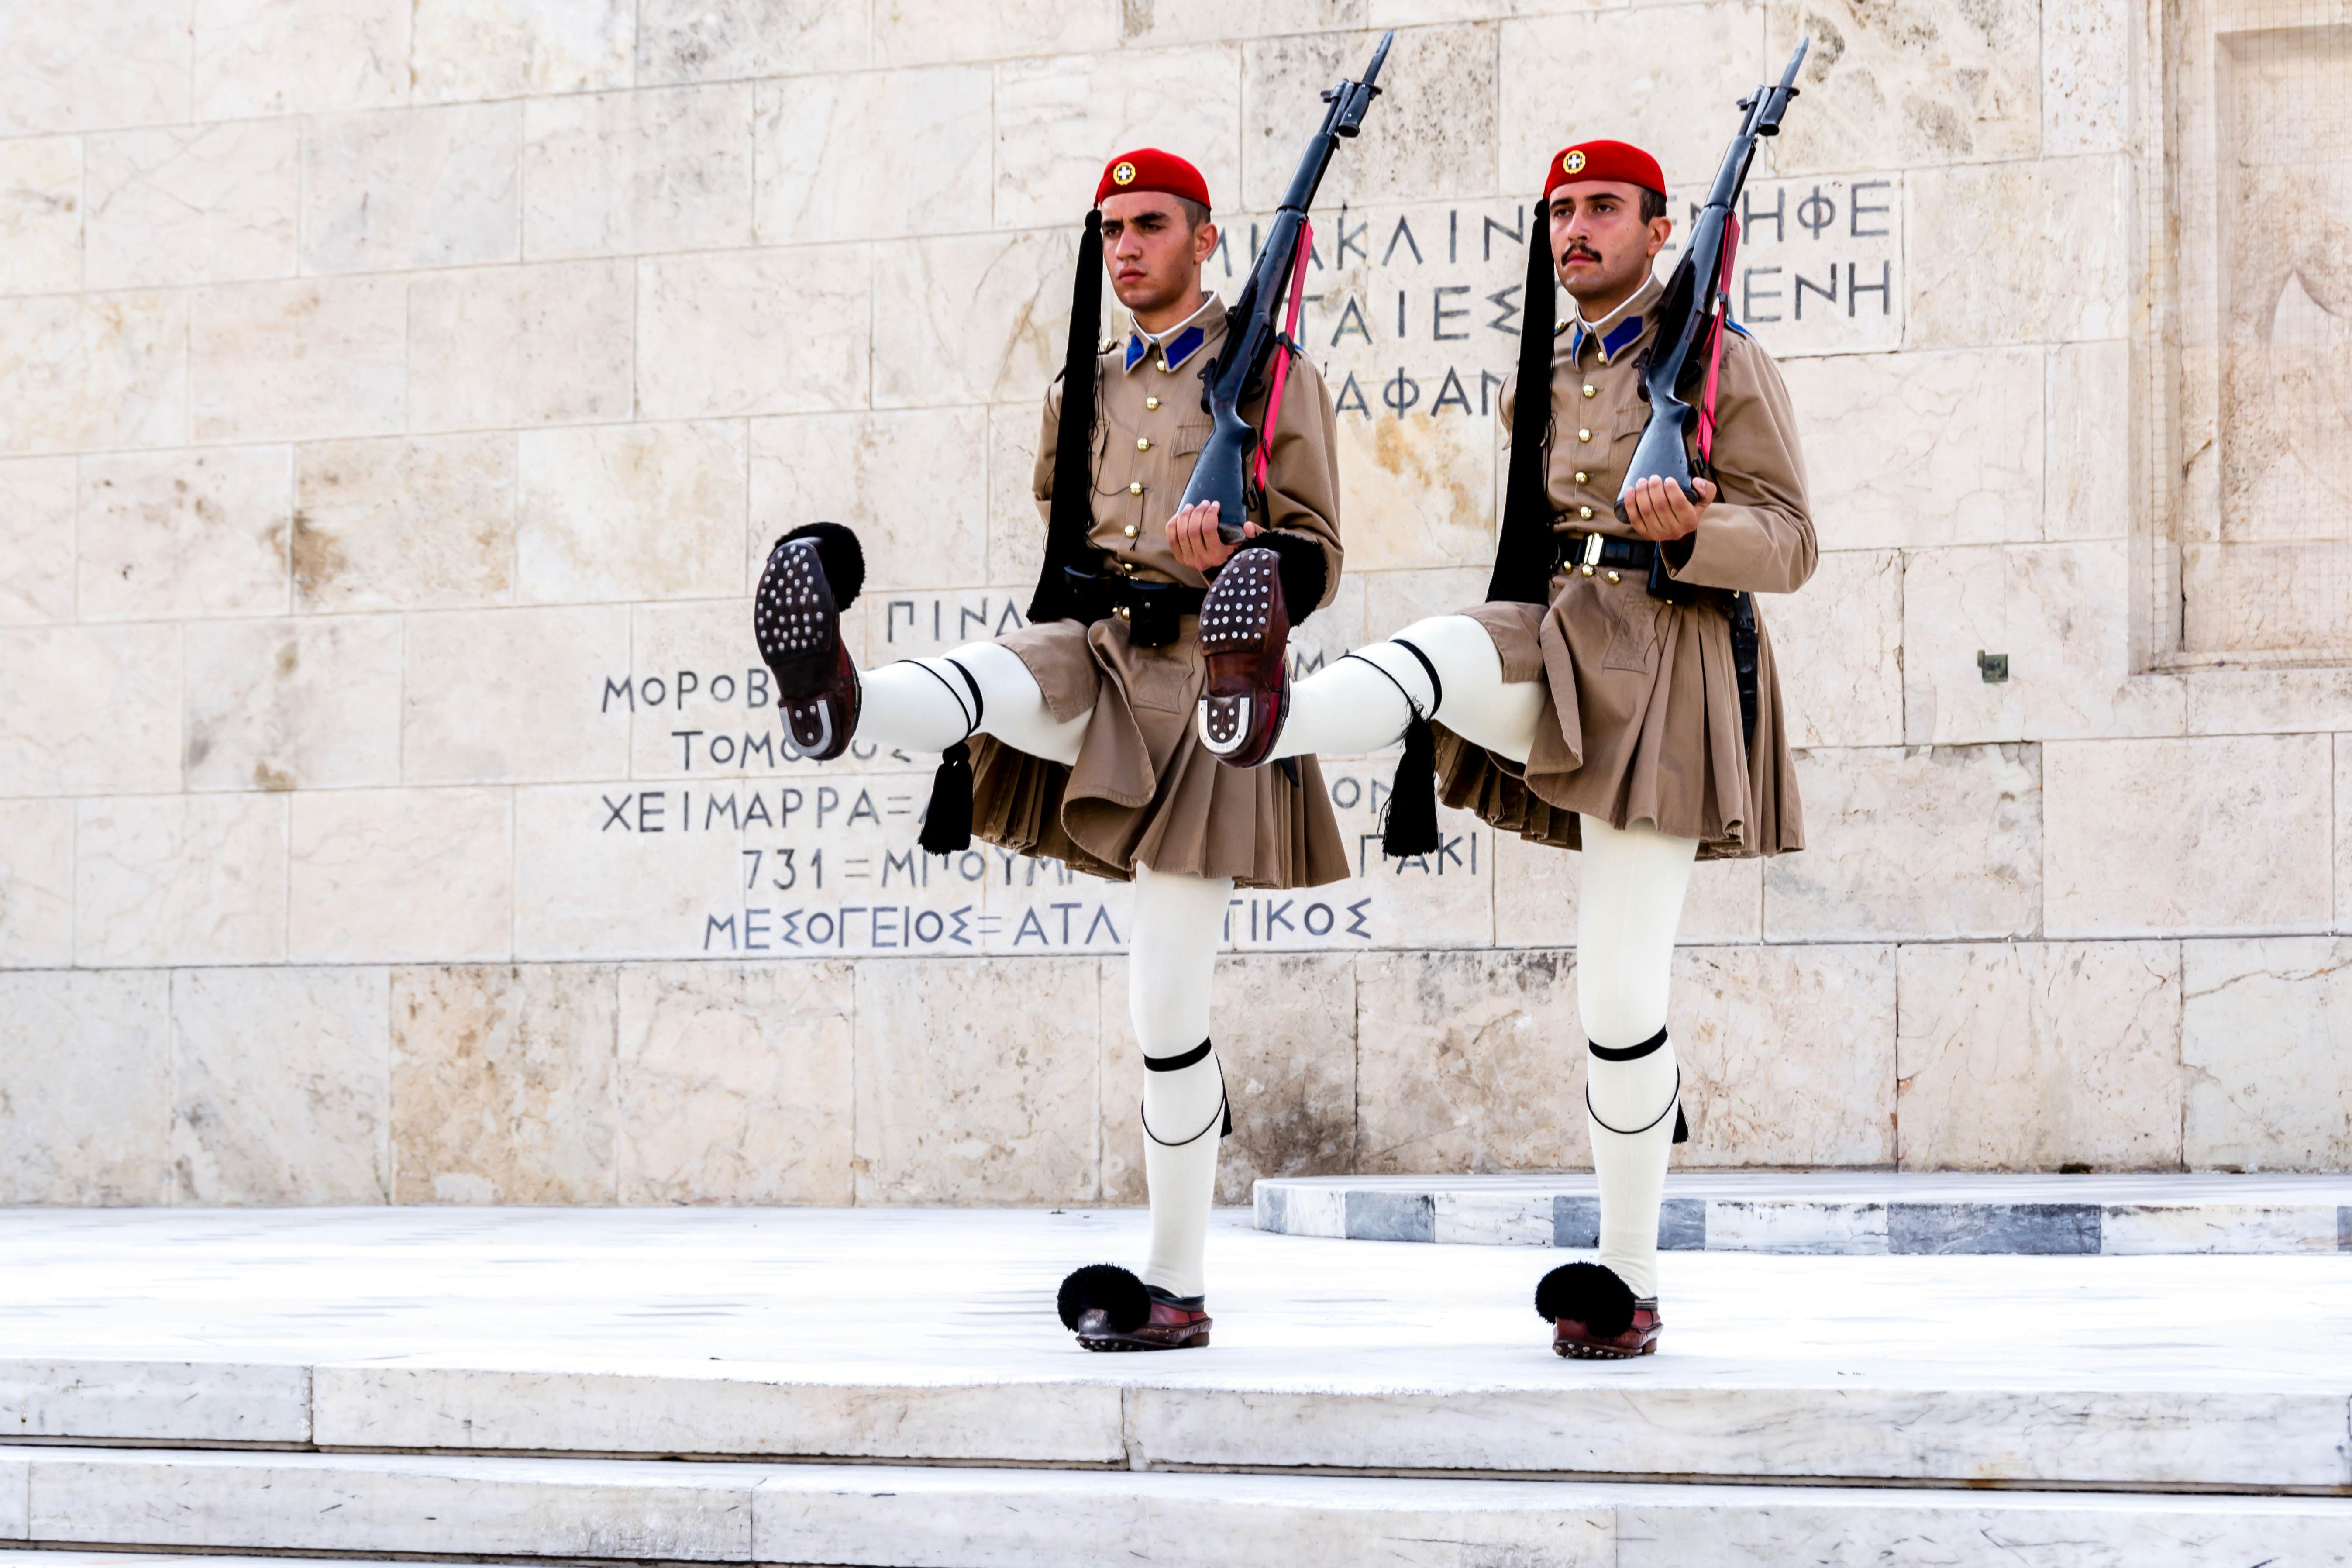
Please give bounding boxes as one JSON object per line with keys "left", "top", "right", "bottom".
{"left": 0, "top": 1206, "right": 2345, "bottom": 1565}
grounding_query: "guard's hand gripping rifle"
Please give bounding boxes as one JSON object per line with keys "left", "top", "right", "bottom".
{"left": 1614, "top": 38, "right": 1808, "bottom": 524}
{"left": 1181, "top": 30, "right": 1393, "bottom": 545}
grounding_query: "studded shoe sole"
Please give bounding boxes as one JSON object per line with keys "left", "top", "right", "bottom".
{"left": 1077, "top": 1327, "right": 1213, "bottom": 1351}
{"left": 1195, "top": 547, "right": 1290, "bottom": 768}
{"left": 1075, "top": 1306, "right": 1212, "bottom": 1352}
{"left": 754, "top": 538, "right": 859, "bottom": 762}
{"left": 1553, "top": 1334, "right": 1656, "bottom": 1360}
{"left": 1552, "top": 1300, "right": 1662, "bottom": 1359}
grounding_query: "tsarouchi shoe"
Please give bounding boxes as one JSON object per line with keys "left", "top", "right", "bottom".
{"left": 1057, "top": 1263, "right": 1212, "bottom": 1351}
{"left": 754, "top": 522, "right": 864, "bottom": 761}
{"left": 1195, "top": 544, "right": 1291, "bottom": 768}
{"left": 1536, "top": 1260, "right": 1660, "bottom": 1359}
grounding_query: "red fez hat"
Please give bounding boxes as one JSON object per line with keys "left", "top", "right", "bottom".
{"left": 1543, "top": 139, "right": 1665, "bottom": 201}
{"left": 1095, "top": 148, "right": 1212, "bottom": 210}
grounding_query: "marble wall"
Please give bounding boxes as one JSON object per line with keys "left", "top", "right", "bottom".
{"left": 0, "top": 0, "right": 2345, "bottom": 1203}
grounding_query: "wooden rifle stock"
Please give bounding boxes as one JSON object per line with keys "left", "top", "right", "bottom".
{"left": 1182, "top": 30, "right": 1392, "bottom": 544}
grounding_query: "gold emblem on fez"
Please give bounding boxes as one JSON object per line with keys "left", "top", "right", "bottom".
{"left": 1112, "top": 161, "right": 1137, "bottom": 186}
{"left": 1563, "top": 149, "right": 1586, "bottom": 175}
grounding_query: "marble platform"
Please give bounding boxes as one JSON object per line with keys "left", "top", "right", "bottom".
{"left": 1255, "top": 1171, "right": 2352, "bottom": 1254}
{"left": 0, "top": 1206, "right": 2344, "bottom": 1565}
{"left": 0, "top": 1458, "right": 2348, "bottom": 1568}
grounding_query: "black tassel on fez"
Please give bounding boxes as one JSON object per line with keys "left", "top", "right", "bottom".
{"left": 1381, "top": 709, "right": 1440, "bottom": 858}
{"left": 1027, "top": 210, "right": 1105, "bottom": 627}
{"left": 919, "top": 740, "right": 974, "bottom": 855}
{"left": 1486, "top": 208, "right": 1561, "bottom": 607}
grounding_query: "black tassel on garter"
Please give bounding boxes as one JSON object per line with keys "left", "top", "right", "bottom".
{"left": 1381, "top": 709, "right": 1440, "bottom": 858}
{"left": 919, "top": 740, "right": 975, "bottom": 855}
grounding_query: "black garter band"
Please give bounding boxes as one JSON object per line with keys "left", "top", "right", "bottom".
{"left": 1589, "top": 1025, "right": 1669, "bottom": 1062}
{"left": 1586, "top": 1028, "right": 1681, "bottom": 1137}
{"left": 1144, "top": 1039, "right": 1213, "bottom": 1072}
{"left": 1140, "top": 1038, "right": 1229, "bottom": 1147}
{"left": 1340, "top": 641, "right": 1445, "bottom": 725}
{"left": 908, "top": 656, "right": 984, "bottom": 737}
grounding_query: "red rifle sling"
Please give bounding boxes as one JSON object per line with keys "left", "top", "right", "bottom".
{"left": 1253, "top": 217, "right": 1315, "bottom": 491}
{"left": 1697, "top": 213, "right": 1740, "bottom": 465}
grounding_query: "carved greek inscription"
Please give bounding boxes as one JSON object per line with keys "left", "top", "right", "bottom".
{"left": 578, "top": 760, "right": 1492, "bottom": 955}
{"left": 1210, "top": 181, "right": 1902, "bottom": 423}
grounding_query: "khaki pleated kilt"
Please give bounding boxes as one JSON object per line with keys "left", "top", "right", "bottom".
{"left": 968, "top": 615, "right": 1350, "bottom": 889}
{"left": 1431, "top": 570, "right": 1803, "bottom": 862}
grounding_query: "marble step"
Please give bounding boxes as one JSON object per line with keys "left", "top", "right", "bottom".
{"left": 0, "top": 1556, "right": 473, "bottom": 1568}
{"left": 1255, "top": 1171, "right": 2352, "bottom": 1253}
{"left": 1, "top": 1208, "right": 2346, "bottom": 1492}
{"left": 2, "top": 1448, "right": 2348, "bottom": 1568}
{"left": 3, "top": 1354, "right": 2345, "bottom": 1491}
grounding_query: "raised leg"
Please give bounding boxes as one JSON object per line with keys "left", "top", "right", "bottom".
{"left": 851, "top": 640, "right": 1090, "bottom": 767}
{"left": 1254, "top": 615, "right": 1546, "bottom": 764}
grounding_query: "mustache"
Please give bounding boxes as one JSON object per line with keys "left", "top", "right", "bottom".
{"left": 1559, "top": 245, "right": 1601, "bottom": 264}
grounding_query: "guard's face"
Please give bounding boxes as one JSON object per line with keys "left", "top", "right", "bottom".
{"left": 1099, "top": 192, "right": 1218, "bottom": 315}
{"left": 1547, "top": 180, "right": 1671, "bottom": 306}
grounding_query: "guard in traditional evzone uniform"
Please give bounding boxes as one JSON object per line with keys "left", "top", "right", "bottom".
{"left": 752, "top": 148, "right": 1346, "bottom": 1350}
{"left": 1196, "top": 138, "right": 1814, "bottom": 1357}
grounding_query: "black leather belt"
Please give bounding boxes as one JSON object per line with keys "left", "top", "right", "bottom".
{"left": 1061, "top": 564, "right": 1204, "bottom": 648}
{"left": 1554, "top": 528, "right": 1660, "bottom": 575}
{"left": 1554, "top": 528, "right": 1760, "bottom": 748}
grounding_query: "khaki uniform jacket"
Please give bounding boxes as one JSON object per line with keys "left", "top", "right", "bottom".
{"left": 1435, "top": 274, "right": 1817, "bottom": 859}
{"left": 969, "top": 296, "right": 1352, "bottom": 888}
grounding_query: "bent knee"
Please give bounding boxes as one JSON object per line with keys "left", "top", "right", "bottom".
{"left": 1396, "top": 615, "right": 1510, "bottom": 689}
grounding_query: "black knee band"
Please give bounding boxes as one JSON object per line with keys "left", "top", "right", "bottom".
{"left": 1588, "top": 1025, "right": 1669, "bottom": 1062}
{"left": 1392, "top": 638, "right": 1444, "bottom": 720}
{"left": 1140, "top": 1039, "right": 1230, "bottom": 1145}
{"left": 906, "top": 658, "right": 983, "bottom": 738}
{"left": 1144, "top": 1038, "right": 1214, "bottom": 1072}
{"left": 945, "top": 657, "right": 984, "bottom": 727}
{"left": 1344, "top": 644, "right": 1445, "bottom": 724}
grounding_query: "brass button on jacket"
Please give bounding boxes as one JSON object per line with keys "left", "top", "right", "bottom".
{"left": 1577, "top": 427, "right": 1592, "bottom": 442}
{"left": 1136, "top": 437, "right": 1152, "bottom": 452}
{"left": 1578, "top": 505, "right": 1594, "bottom": 520}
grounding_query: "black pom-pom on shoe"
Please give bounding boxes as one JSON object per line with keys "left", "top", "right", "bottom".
{"left": 1533, "top": 1261, "right": 1636, "bottom": 1338}
{"left": 780, "top": 521, "right": 865, "bottom": 610}
{"left": 1057, "top": 1263, "right": 1150, "bottom": 1334}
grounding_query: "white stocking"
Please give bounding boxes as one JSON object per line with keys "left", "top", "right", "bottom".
{"left": 1128, "top": 862, "right": 1232, "bottom": 1301}
{"left": 1269, "top": 615, "right": 1545, "bottom": 765}
{"left": 1577, "top": 814, "right": 1698, "bottom": 1301}
{"left": 851, "top": 640, "right": 1090, "bottom": 767}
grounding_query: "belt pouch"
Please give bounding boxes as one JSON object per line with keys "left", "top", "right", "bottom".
{"left": 1124, "top": 581, "right": 1186, "bottom": 647}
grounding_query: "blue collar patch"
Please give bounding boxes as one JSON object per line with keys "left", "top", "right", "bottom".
{"left": 1126, "top": 323, "right": 1207, "bottom": 374}
{"left": 1574, "top": 313, "right": 1646, "bottom": 363}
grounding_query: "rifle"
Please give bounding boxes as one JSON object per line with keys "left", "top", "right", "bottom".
{"left": 1615, "top": 37, "right": 1808, "bottom": 524}
{"left": 1181, "top": 30, "right": 1393, "bottom": 545}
